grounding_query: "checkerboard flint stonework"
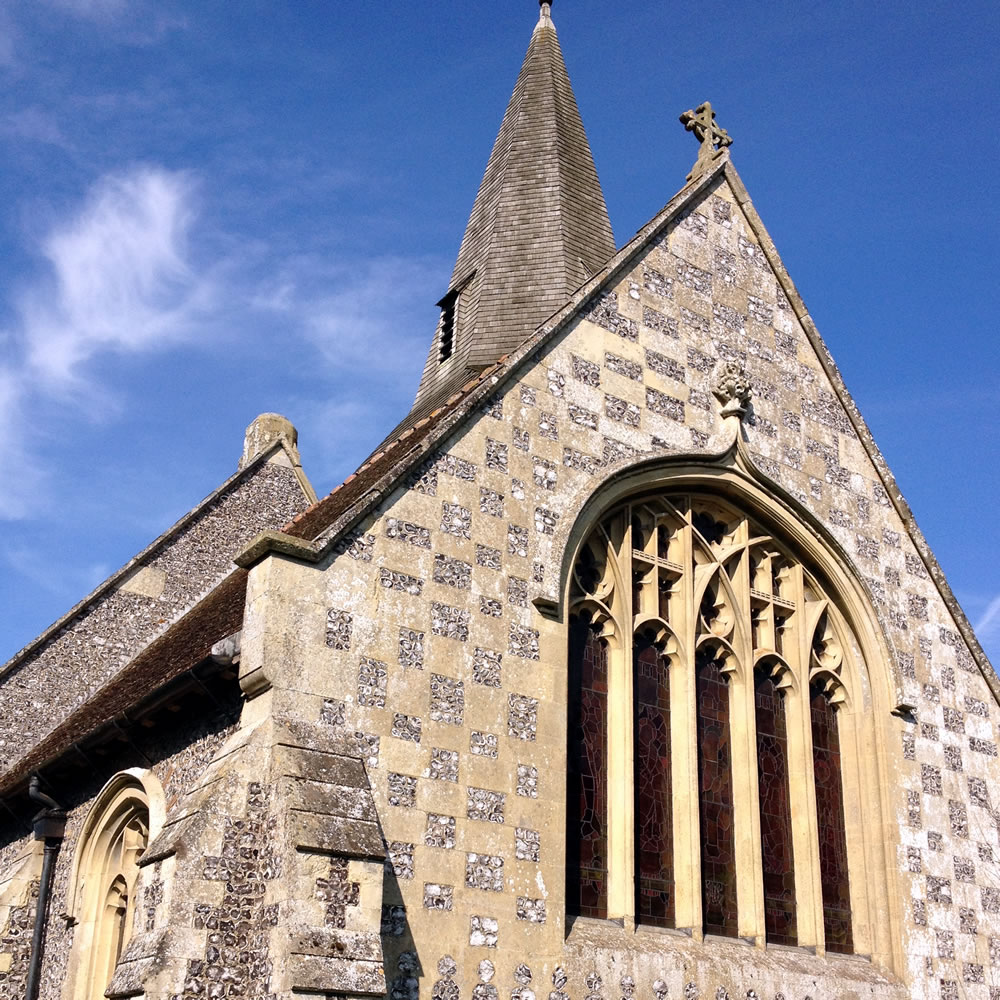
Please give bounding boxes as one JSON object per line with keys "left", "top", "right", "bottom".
{"left": 261, "top": 170, "right": 996, "bottom": 1000}
{"left": 0, "top": 6, "right": 996, "bottom": 1000}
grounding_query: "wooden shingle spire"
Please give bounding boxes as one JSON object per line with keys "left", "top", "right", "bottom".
{"left": 404, "top": 1, "right": 616, "bottom": 428}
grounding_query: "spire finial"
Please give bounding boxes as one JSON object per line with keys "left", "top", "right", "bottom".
{"left": 539, "top": 0, "right": 552, "bottom": 20}
{"left": 679, "top": 102, "right": 732, "bottom": 182}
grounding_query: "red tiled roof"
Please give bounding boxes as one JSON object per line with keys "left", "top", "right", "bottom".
{"left": 0, "top": 570, "right": 248, "bottom": 796}
{"left": 283, "top": 366, "right": 502, "bottom": 542}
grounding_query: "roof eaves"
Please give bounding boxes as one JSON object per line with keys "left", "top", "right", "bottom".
{"left": 0, "top": 568, "right": 249, "bottom": 795}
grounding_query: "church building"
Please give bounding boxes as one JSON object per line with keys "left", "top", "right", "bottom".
{"left": 2, "top": 4, "right": 997, "bottom": 999}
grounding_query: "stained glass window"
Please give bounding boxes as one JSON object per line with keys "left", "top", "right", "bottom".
{"left": 634, "top": 639, "right": 673, "bottom": 927}
{"left": 811, "top": 681, "right": 853, "bottom": 953}
{"left": 567, "top": 614, "right": 609, "bottom": 918}
{"left": 567, "top": 493, "right": 862, "bottom": 950}
{"left": 755, "top": 668, "right": 796, "bottom": 945}
{"left": 696, "top": 647, "right": 738, "bottom": 937}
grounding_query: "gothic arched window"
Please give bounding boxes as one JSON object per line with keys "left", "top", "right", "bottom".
{"left": 66, "top": 772, "right": 155, "bottom": 1000}
{"left": 566, "top": 491, "right": 872, "bottom": 955}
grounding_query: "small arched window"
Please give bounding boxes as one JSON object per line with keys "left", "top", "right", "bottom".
{"left": 566, "top": 491, "right": 879, "bottom": 956}
{"left": 66, "top": 771, "right": 156, "bottom": 1000}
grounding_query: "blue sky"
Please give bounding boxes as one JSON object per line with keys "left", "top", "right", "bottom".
{"left": 0, "top": 0, "right": 998, "bottom": 667}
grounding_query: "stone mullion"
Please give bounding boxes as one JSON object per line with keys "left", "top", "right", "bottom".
{"left": 726, "top": 542, "right": 765, "bottom": 945}
{"left": 778, "top": 563, "right": 815, "bottom": 949}
{"left": 671, "top": 517, "right": 700, "bottom": 936}
{"left": 855, "top": 687, "right": 899, "bottom": 971}
{"left": 835, "top": 705, "right": 873, "bottom": 960}
{"left": 757, "top": 552, "right": 777, "bottom": 653}
{"left": 830, "top": 605, "right": 883, "bottom": 963}
{"left": 794, "top": 593, "right": 827, "bottom": 952}
{"left": 606, "top": 514, "right": 634, "bottom": 923}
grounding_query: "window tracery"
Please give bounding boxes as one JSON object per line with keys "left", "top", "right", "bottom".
{"left": 566, "top": 491, "right": 868, "bottom": 954}
{"left": 66, "top": 772, "right": 153, "bottom": 1000}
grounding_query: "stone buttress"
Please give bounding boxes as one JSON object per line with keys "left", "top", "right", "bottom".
{"left": 108, "top": 715, "right": 386, "bottom": 1000}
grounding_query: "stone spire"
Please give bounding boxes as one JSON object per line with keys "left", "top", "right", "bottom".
{"left": 404, "top": 1, "right": 616, "bottom": 427}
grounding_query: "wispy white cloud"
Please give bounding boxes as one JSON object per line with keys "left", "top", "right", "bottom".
{"left": 17, "top": 166, "right": 212, "bottom": 389}
{"left": 1, "top": 540, "right": 109, "bottom": 604}
{"left": 0, "top": 164, "right": 214, "bottom": 516}
{"left": 298, "top": 259, "right": 439, "bottom": 376}
{"left": 0, "top": 161, "right": 444, "bottom": 522}
{"left": 40, "top": 0, "right": 130, "bottom": 20}
{"left": 257, "top": 255, "right": 441, "bottom": 377}
{"left": 0, "top": 107, "right": 71, "bottom": 147}
{"left": 294, "top": 397, "right": 381, "bottom": 475}
{"left": 0, "top": 366, "right": 45, "bottom": 519}
{"left": 256, "top": 254, "right": 443, "bottom": 476}
{"left": 0, "top": 8, "right": 15, "bottom": 69}
{"left": 2, "top": 0, "right": 187, "bottom": 64}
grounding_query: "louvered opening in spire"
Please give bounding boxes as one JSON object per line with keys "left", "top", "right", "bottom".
{"left": 402, "top": 3, "right": 616, "bottom": 430}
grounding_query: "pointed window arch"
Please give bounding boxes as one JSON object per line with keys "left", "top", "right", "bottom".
{"left": 566, "top": 490, "right": 877, "bottom": 956}
{"left": 755, "top": 662, "right": 796, "bottom": 945}
{"left": 695, "top": 644, "right": 737, "bottom": 937}
{"left": 810, "top": 679, "right": 854, "bottom": 953}
{"left": 66, "top": 770, "right": 162, "bottom": 1000}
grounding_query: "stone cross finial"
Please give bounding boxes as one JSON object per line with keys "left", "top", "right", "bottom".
{"left": 679, "top": 101, "right": 732, "bottom": 181}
